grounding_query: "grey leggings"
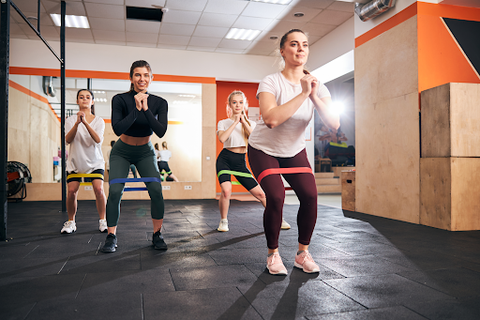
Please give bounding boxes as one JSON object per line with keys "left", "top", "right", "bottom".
{"left": 106, "top": 139, "right": 164, "bottom": 227}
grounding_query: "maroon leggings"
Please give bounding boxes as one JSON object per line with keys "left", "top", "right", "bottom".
{"left": 248, "top": 146, "right": 317, "bottom": 249}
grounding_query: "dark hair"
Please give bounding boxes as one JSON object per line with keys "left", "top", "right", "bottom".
{"left": 162, "top": 141, "right": 168, "bottom": 149}
{"left": 129, "top": 60, "right": 152, "bottom": 91}
{"left": 279, "top": 29, "right": 306, "bottom": 50}
{"left": 76, "top": 89, "right": 95, "bottom": 115}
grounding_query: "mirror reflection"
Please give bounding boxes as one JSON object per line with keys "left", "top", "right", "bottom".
{"left": 8, "top": 74, "right": 202, "bottom": 183}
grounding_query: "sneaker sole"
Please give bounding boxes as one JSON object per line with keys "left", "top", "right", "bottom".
{"left": 61, "top": 229, "right": 76, "bottom": 234}
{"left": 99, "top": 229, "right": 108, "bottom": 233}
{"left": 153, "top": 245, "right": 168, "bottom": 250}
{"left": 217, "top": 228, "right": 229, "bottom": 232}
{"left": 101, "top": 245, "right": 117, "bottom": 253}
{"left": 266, "top": 265, "right": 288, "bottom": 275}
{"left": 294, "top": 262, "right": 320, "bottom": 273}
{"left": 280, "top": 226, "right": 291, "bottom": 230}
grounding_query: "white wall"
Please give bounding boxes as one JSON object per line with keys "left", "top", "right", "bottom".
{"left": 10, "top": 39, "right": 278, "bottom": 83}
{"left": 308, "top": 17, "right": 354, "bottom": 72}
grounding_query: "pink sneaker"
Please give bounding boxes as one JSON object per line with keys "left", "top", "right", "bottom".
{"left": 294, "top": 250, "right": 320, "bottom": 273}
{"left": 267, "top": 252, "right": 288, "bottom": 275}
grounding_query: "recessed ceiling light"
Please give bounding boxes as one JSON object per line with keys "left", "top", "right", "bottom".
{"left": 50, "top": 14, "right": 90, "bottom": 28}
{"left": 226, "top": 28, "right": 261, "bottom": 41}
{"left": 293, "top": 12, "right": 305, "bottom": 17}
{"left": 250, "top": 0, "right": 292, "bottom": 4}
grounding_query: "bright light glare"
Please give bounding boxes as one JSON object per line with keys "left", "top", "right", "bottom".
{"left": 226, "top": 28, "right": 261, "bottom": 41}
{"left": 50, "top": 14, "right": 90, "bottom": 28}
{"left": 330, "top": 101, "right": 345, "bottom": 116}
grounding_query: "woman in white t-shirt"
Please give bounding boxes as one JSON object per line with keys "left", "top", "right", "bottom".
{"left": 157, "top": 141, "right": 179, "bottom": 182}
{"left": 248, "top": 29, "right": 340, "bottom": 275}
{"left": 61, "top": 89, "right": 107, "bottom": 234}
{"left": 216, "top": 91, "right": 270, "bottom": 232}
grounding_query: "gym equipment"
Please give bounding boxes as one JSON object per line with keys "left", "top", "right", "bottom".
{"left": 7, "top": 161, "right": 32, "bottom": 201}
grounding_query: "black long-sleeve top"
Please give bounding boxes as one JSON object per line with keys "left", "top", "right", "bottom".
{"left": 111, "top": 90, "right": 168, "bottom": 138}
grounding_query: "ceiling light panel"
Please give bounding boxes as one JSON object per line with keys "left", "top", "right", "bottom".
{"left": 50, "top": 14, "right": 90, "bottom": 28}
{"left": 226, "top": 28, "right": 261, "bottom": 41}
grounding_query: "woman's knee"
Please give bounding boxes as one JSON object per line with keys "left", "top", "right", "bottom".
{"left": 93, "top": 184, "right": 104, "bottom": 197}
{"left": 266, "top": 191, "right": 285, "bottom": 211}
{"left": 67, "top": 185, "right": 79, "bottom": 198}
{"left": 298, "top": 188, "right": 317, "bottom": 205}
{"left": 146, "top": 182, "right": 162, "bottom": 198}
{"left": 108, "top": 184, "right": 124, "bottom": 202}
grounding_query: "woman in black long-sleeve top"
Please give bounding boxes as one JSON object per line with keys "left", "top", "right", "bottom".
{"left": 101, "top": 60, "right": 168, "bottom": 253}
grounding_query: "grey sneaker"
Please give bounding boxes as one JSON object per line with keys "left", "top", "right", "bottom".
{"left": 152, "top": 231, "right": 167, "bottom": 250}
{"left": 101, "top": 233, "right": 117, "bottom": 253}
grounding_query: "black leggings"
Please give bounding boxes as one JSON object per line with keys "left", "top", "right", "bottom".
{"left": 248, "top": 146, "right": 317, "bottom": 250}
{"left": 106, "top": 140, "right": 164, "bottom": 227}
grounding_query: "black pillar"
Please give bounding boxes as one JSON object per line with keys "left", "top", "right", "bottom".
{"left": 60, "top": 1, "right": 66, "bottom": 212}
{"left": 0, "top": 0, "right": 11, "bottom": 241}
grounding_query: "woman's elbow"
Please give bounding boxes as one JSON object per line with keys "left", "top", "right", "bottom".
{"left": 263, "top": 118, "right": 277, "bottom": 129}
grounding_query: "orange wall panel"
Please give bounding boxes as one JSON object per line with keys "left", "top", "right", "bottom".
{"left": 417, "top": 4, "right": 480, "bottom": 93}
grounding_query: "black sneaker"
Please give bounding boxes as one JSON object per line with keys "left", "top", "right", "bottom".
{"left": 152, "top": 231, "right": 167, "bottom": 250}
{"left": 101, "top": 233, "right": 117, "bottom": 253}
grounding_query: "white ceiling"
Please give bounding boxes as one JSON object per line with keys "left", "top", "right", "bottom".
{"left": 9, "top": 0, "right": 354, "bottom": 56}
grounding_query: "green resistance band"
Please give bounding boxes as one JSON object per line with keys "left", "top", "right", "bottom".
{"left": 217, "top": 170, "right": 253, "bottom": 186}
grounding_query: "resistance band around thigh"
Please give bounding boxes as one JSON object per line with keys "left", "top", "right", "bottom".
{"left": 217, "top": 169, "right": 254, "bottom": 185}
{"left": 67, "top": 173, "right": 104, "bottom": 186}
{"left": 256, "top": 167, "right": 313, "bottom": 184}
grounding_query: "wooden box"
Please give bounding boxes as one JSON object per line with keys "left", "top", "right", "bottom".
{"left": 341, "top": 171, "right": 355, "bottom": 211}
{"left": 421, "top": 83, "right": 480, "bottom": 157}
{"left": 420, "top": 157, "right": 480, "bottom": 231}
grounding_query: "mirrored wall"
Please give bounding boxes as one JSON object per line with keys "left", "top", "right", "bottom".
{"left": 8, "top": 74, "right": 202, "bottom": 183}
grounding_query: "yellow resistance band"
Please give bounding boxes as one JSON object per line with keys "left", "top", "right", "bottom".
{"left": 67, "top": 173, "right": 104, "bottom": 186}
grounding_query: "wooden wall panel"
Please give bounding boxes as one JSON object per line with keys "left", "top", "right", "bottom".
{"left": 421, "top": 83, "right": 480, "bottom": 158}
{"left": 420, "top": 158, "right": 452, "bottom": 230}
{"left": 355, "top": 16, "right": 419, "bottom": 223}
{"left": 420, "top": 157, "right": 480, "bottom": 231}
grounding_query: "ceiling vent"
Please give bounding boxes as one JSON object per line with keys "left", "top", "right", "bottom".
{"left": 126, "top": 6, "right": 164, "bottom": 22}
{"left": 355, "top": 0, "right": 396, "bottom": 22}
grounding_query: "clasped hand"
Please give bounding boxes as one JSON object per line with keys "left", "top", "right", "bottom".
{"left": 134, "top": 93, "right": 149, "bottom": 111}
{"left": 234, "top": 113, "right": 247, "bottom": 125}
{"left": 300, "top": 73, "right": 318, "bottom": 99}
{"left": 76, "top": 111, "right": 86, "bottom": 124}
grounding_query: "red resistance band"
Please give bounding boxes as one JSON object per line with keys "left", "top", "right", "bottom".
{"left": 256, "top": 167, "right": 313, "bottom": 184}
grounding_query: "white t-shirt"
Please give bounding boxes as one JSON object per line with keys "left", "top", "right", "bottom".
{"left": 217, "top": 118, "right": 257, "bottom": 148}
{"left": 249, "top": 72, "right": 331, "bottom": 157}
{"left": 65, "top": 115, "right": 105, "bottom": 173}
{"left": 159, "top": 149, "right": 171, "bottom": 162}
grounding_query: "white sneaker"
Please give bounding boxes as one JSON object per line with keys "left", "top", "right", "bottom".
{"left": 217, "top": 219, "right": 229, "bottom": 232}
{"left": 281, "top": 219, "right": 291, "bottom": 230}
{"left": 61, "top": 220, "right": 76, "bottom": 234}
{"left": 99, "top": 219, "right": 108, "bottom": 233}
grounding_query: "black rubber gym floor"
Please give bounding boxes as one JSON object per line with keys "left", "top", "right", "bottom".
{"left": 1, "top": 199, "right": 480, "bottom": 319}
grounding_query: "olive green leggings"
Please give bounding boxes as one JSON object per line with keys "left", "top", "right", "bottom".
{"left": 106, "top": 140, "right": 164, "bottom": 227}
